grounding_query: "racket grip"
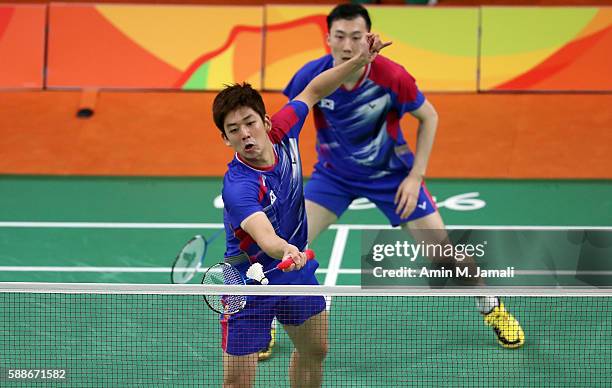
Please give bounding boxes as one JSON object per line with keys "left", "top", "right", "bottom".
{"left": 277, "top": 249, "right": 315, "bottom": 270}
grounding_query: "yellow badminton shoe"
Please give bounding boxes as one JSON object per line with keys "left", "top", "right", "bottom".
{"left": 483, "top": 302, "right": 525, "bottom": 349}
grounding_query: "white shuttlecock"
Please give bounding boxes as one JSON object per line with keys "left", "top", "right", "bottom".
{"left": 246, "top": 262, "right": 269, "bottom": 285}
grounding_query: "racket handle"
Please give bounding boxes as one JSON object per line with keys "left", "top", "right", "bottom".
{"left": 277, "top": 249, "right": 315, "bottom": 270}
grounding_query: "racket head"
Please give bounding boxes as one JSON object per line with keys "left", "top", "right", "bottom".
{"left": 202, "top": 263, "right": 247, "bottom": 315}
{"left": 171, "top": 235, "right": 207, "bottom": 284}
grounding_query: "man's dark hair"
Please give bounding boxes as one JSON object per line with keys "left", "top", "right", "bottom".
{"left": 327, "top": 3, "right": 372, "bottom": 32}
{"left": 212, "top": 83, "right": 266, "bottom": 136}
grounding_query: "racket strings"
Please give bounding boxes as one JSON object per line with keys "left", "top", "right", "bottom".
{"left": 171, "top": 230, "right": 224, "bottom": 284}
{"left": 203, "top": 263, "right": 246, "bottom": 314}
{"left": 171, "top": 236, "right": 206, "bottom": 284}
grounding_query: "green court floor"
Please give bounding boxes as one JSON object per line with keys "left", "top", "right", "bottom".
{"left": 1, "top": 176, "right": 611, "bottom": 387}
{"left": 1, "top": 176, "right": 611, "bottom": 284}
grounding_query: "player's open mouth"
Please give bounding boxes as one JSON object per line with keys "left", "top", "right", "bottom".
{"left": 244, "top": 143, "right": 255, "bottom": 152}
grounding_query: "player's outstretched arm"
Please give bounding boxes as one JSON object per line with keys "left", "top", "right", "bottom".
{"left": 240, "top": 212, "right": 308, "bottom": 270}
{"left": 294, "top": 33, "right": 391, "bottom": 108}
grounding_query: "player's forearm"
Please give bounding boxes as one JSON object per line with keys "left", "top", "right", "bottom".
{"left": 242, "top": 212, "right": 292, "bottom": 260}
{"left": 255, "top": 235, "right": 291, "bottom": 260}
{"left": 306, "top": 56, "right": 367, "bottom": 102}
{"left": 411, "top": 113, "right": 438, "bottom": 179}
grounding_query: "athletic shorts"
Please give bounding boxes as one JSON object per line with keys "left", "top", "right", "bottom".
{"left": 305, "top": 168, "right": 437, "bottom": 227}
{"left": 220, "top": 271, "right": 326, "bottom": 356}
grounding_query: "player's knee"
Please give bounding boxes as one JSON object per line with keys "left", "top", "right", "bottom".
{"left": 303, "top": 339, "right": 328, "bottom": 361}
{"left": 223, "top": 373, "right": 252, "bottom": 388}
{"left": 223, "top": 356, "right": 255, "bottom": 387}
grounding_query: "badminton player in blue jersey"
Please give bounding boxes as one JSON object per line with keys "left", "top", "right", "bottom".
{"left": 213, "top": 33, "right": 389, "bottom": 388}
{"left": 256, "top": 3, "right": 524, "bottom": 360}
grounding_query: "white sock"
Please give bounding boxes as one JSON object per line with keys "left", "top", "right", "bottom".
{"left": 475, "top": 296, "right": 499, "bottom": 314}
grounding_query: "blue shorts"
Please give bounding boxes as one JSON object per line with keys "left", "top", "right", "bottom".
{"left": 305, "top": 168, "right": 437, "bottom": 227}
{"left": 220, "top": 272, "right": 326, "bottom": 356}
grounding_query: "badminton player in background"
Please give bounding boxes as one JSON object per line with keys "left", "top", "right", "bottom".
{"left": 213, "top": 33, "right": 390, "bottom": 387}
{"left": 279, "top": 2, "right": 525, "bottom": 354}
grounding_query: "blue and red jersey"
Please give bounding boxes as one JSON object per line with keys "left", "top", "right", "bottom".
{"left": 221, "top": 100, "right": 316, "bottom": 284}
{"left": 284, "top": 54, "right": 425, "bottom": 180}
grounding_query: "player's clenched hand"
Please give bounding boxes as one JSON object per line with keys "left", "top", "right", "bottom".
{"left": 394, "top": 174, "right": 422, "bottom": 220}
{"left": 280, "top": 244, "right": 307, "bottom": 272}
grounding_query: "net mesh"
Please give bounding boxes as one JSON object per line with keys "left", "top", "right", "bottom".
{"left": 1, "top": 284, "right": 611, "bottom": 387}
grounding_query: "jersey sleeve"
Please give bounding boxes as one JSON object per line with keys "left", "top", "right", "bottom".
{"left": 283, "top": 66, "right": 312, "bottom": 100}
{"left": 222, "top": 175, "right": 262, "bottom": 229}
{"left": 268, "top": 100, "right": 309, "bottom": 143}
{"left": 393, "top": 71, "right": 426, "bottom": 118}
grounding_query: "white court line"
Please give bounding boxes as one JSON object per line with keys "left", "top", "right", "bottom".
{"left": 1, "top": 222, "right": 610, "bottom": 278}
{"left": 0, "top": 266, "right": 173, "bottom": 273}
{"left": 3, "top": 267, "right": 608, "bottom": 277}
{"left": 0, "top": 221, "right": 611, "bottom": 230}
{"left": 325, "top": 227, "right": 349, "bottom": 286}
{"left": 324, "top": 226, "right": 349, "bottom": 310}
{"left": 0, "top": 266, "right": 356, "bottom": 274}
{"left": 0, "top": 266, "right": 355, "bottom": 274}
{"left": 331, "top": 225, "right": 612, "bottom": 230}
{"left": 0, "top": 222, "right": 223, "bottom": 229}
